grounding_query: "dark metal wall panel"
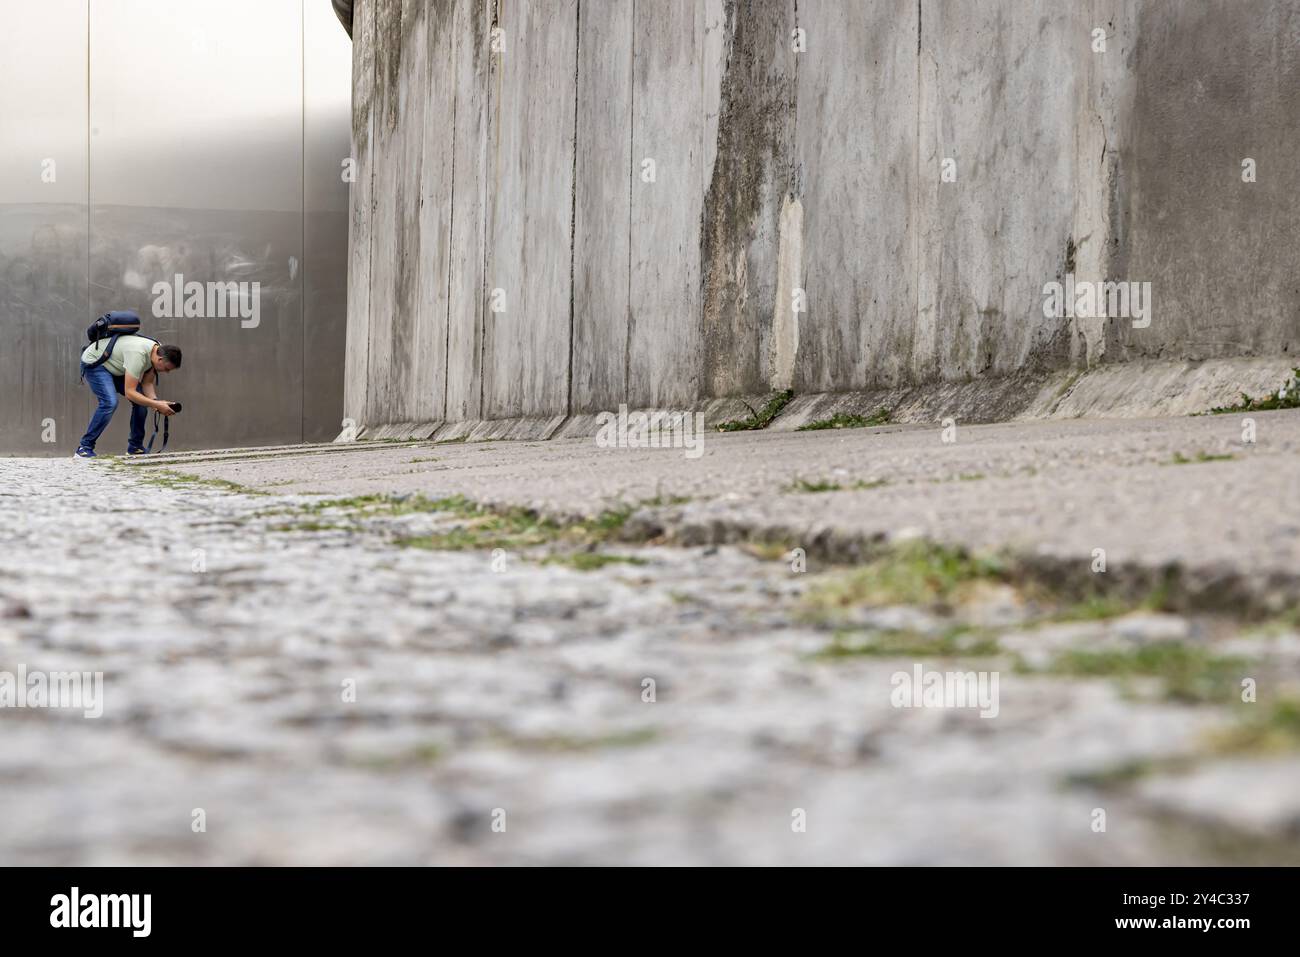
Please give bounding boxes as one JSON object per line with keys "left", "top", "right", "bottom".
{"left": 1, "top": 0, "right": 351, "bottom": 455}
{"left": 0, "top": 0, "right": 89, "bottom": 455}
{"left": 305, "top": 0, "right": 354, "bottom": 442}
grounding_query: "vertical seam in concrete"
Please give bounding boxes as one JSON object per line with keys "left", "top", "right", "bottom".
{"left": 84, "top": 0, "right": 91, "bottom": 429}
{"left": 443, "top": 7, "right": 459, "bottom": 421}
{"left": 623, "top": 0, "right": 636, "bottom": 405}
{"left": 300, "top": 0, "right": 306, "bottom": 443}
{"left": 914, "top": 0, "right": 922, "bottom": 370}
{"left": 1072, "top": 0, "right": 1086, "bottom": 362}
{"left": 566, "top": 0, "right": 581, "bottom": 416}
{"left": 86, "top": 0, "right": 91, "bottom": 324}
{"left": 479, "top": 0, "right": 498, "bottom": 419}
{"left": 364, "top": 0, "right": 378, "bottom": 428}
{"left": 791, "top": 0, "right": 799, "bottom": 144}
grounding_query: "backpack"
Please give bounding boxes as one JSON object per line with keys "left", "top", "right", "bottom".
{"left": 86, "top": 310, "right": 141, "bottom": 344}
{"left": 82, "top": 311, "right": 155, "bottom": 373}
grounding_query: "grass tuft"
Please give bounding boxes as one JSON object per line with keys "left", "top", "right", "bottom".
{"left": 1025, "top": 643, "right": 1248, "bottom": 704}
{"left": 803, "top": 541, "right": 1010, "bottom": 614}
{"left": 1208, "top": 698, "right": 1300, "bottom": 754}
{"left": 815, "top": 625, "right": 1002, "bottom": 659}
{"left": 1204, "top": 369, "right": 1300, "bottom": 415}
{"left": 1165, "top": 451, "right": 1235, "bottom": 466}
{"left": 797, "top": 408, "right": 891, "bottom": 431}
{"left": 716, "top": 390, "right": 794, "bottom": 432}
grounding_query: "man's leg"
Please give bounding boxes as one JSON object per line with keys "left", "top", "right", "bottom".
{"left": 113, "top": 374, "right": 149, "bottom": 453}
{"left": 77, "top": 365, "right": 118, "bottom": 452}
{"left": 128, "top": 400, "right": 149, "bottom": 453}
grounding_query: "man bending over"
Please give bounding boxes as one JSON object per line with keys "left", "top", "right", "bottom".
{"left": 75, "top": 335, "right": 182, "bottom": 458}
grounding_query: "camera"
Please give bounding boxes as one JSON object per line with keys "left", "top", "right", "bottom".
{"left": 168, "top": 401, "right": 182, "bottom": 413}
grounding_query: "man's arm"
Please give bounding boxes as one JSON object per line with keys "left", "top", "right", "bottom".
{"left": 123, "top": 372, "right": 174, "bottom": 415}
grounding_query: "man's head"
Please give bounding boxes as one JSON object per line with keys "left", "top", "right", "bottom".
{"left": 152, "top": 344, "right": 182, "bottom": 373}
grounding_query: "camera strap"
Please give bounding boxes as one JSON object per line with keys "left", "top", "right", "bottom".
{"left": 144, "top": 409, "right": 169, "bottom": 454}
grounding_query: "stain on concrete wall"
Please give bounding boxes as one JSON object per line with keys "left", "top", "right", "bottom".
{"left": 347, "top": 0, "right": 1300, "bottom": 432}
{"left": 700, "top": 0, "right": 796, "bottom": 398}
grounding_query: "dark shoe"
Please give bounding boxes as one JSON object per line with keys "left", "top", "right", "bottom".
{"left": 126, "top": 448, "right": 148, "bottom": 456}
{"left": 74, "top": 447, "right": 96, "bottom": 459}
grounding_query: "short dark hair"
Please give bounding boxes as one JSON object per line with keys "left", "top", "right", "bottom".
{"left": 158, "top": 344, "right": 183, "bottom": 369}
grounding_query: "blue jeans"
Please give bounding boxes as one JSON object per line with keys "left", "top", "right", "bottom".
{"left": 79, "top": 363, "right": 147, "bottom": 452}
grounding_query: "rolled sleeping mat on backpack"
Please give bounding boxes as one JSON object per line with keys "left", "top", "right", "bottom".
{"left": 86, "top": 309, "right": 142, "bottom": 342}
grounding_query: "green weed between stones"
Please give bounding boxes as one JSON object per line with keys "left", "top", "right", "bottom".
{"left": 1069, "top": 699, "right": 1300, "bottom": 789}
{"left": 127, "top": 468, "right": 268, "bottom": 497}
{"left": 815, "top": 625, "right": 1002, "bottom": 659}
{"left": 1207, "top": 698, "right": 1300, "bottom": 754}
{"left": 716, "top": 390, "right": 794, "bottom": 432}
{"left": 1023, "top": 643, "right": 1249, "bottom": 705}
{"left": 260, "top": 493, "right": 474, "bottom": 520}
{"left": 803, "top": 541, "right": 1185, "bottom": 660}
{"left": 500, "top": 728, "right": 660, "bottom": 752}
{"left": 1164, "top": 451, "right": 1236, "bottom": 465}
{"left": 540, "top": 552, "right": 647, "bottom": 571}
{"left": 1204, "top": 368, "right": 1300, "bottom": 414}
{"left": 638, "top": 493, "right": 692, "bottom": 507}
{"left": 784, "top": 477, "right": 889, "bottom": 494}
{"left": 395, "top": 503, "right": 635, "bottom": 553}
{"left": 797, "top": 408, "right": 891, "bottom": 431}
{"left": 803, "top": 541, "right": 1011, "bottom": 613}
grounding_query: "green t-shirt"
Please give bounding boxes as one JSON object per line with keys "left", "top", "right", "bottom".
{"left": 81, "top": 335, "right": 155, "bottom": 380}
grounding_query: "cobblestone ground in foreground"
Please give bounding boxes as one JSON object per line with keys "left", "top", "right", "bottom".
{"left": 1, "top": 457, "right": 1298, "bottom": 865}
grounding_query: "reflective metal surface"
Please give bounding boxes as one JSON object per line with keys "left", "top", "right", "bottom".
{"left": 0, "top": 0, "right": 352, "bottom": 454}
{"left": 0, "top": 0, "right": 89, "bottom": 454}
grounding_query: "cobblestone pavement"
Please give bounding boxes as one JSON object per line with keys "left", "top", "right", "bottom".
{"left": 2, "top": 443, "right": 1299, "bottom": 865}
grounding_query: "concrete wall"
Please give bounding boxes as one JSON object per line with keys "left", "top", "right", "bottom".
{"left": 346, "top": 0, "right": 1300, "bottom": 434}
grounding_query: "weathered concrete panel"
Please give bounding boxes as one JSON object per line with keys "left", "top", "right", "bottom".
{"left": 370, "top": 0, "right": 441, "bottom": 425}
{"left": 795, "top": 0, "right": 917, "bottom": 392}
{"left": 365, "top": 0, "right": 405, "bottom": 424}
{"left": 570, "top": 0, "right": 633, "bottom": 413}
{"left": 626, "top": 0, "right": 720, "bottom": 408}
{"left": 344, "top": 0, "right": 378, "bottom": 431}
{"left": 444, "top": 0, "right": 492, "bottom": 421}
{"left": 481, "top": 0, "right": 578, "bottom": 419}
{"left": 1116, "top": 0, "right": 1300, "bottom": 360}
{"left": 919, "top": 0, "right": 1081, "bottom": 383}
{"left": 407, "top": 0, "right": 456, "bottom": 424}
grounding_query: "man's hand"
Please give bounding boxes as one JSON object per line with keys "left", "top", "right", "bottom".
{"left": 153, "top": 400, "right": 177, "bottom": 416}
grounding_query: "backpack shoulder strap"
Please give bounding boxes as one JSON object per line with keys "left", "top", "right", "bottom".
{"left": 84, "top": 333, "right": 122, "bottom": 371}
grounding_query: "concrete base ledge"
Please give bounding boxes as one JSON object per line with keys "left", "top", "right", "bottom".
{"left": 109, "top": 356, "right": 1289, "bottom": 465}
{"left": 349, "top": 357, "right": 1297, "bottom": 442}
{"left": 120, "top": 357, "right": 1296, "bottom": 460}
{"left": 1017, "top": 357, "right": 1298, "bottom": 420}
